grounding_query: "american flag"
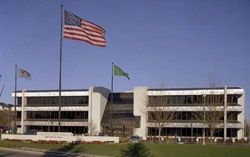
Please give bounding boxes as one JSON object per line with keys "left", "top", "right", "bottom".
{"left": 64, "top": 10, "right": 106, "bottom": 47}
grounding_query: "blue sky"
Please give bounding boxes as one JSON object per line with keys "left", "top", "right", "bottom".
{"left": 0, "top": 0, "right": 249, "bottom": 120}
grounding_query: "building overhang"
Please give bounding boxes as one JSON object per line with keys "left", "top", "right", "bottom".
{"left": 147, "top": 88, "right": 244, "bottom": 96}
{"left": 12, "top": 90, "right": 89, "bottom": 97}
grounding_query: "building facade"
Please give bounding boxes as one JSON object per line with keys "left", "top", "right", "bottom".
{"left": 12, "top": 86, "right": 245, "bottom": 140}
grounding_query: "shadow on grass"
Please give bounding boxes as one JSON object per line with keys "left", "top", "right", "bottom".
{"left": 42, "top": 143, "right": 86, "bottom": 157}
{"left": 0, "top": 139, "right": 88, "bottom": 157}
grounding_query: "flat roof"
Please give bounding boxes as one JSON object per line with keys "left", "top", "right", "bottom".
{"left": 16, "top": 89, "right": 89, "bottom": 93}
{"left": 148, "top": 86, "right": 242, "bottom": 91}
{"left": 14, "top": 86, "right": 243, "bottom": 94}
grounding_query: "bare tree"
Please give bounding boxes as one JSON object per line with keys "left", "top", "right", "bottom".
{"left": 204, "top": 99, "right": 224, "bottom": 143}
{"left": 148, "top": 88, "right": 176, "bottom": 143}
{"left": 148, "top": 107, "right": 175, "bottom": 143}
{"left": 194, "top": 74, "right": 224, "bottom": 143}
{"left": 244, "top": 120, "right": 250, "bottom": 137}
{"left": 0, "top": 109, "right": 13, "bottom": 131}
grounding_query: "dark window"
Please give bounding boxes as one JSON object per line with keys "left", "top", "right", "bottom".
{"left": 26, "top": 111, "right": 88, "bottom": 120}
{"left": 176, "top": 96, "right": 183, "bottom": 104}
{"left": 17, "top": 98, "right": 22, "bottom": 105}
{"left": 26, "top": 96, "right": 88, "bottom": 106}
{"left": 111, "top": 93, "right": 133, "bottom": 104}
{"left": 227, "top": 95, "right": 239, "bottom": 104}
{"left": 227, "top": 112, "right": 238, "bottom": 121}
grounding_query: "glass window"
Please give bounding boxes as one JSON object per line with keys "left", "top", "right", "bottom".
{"left": 176, "top": 96, "right": 183, "bottom": 104}
{"left": 26, "top": 96, "right": 88, "bottom": 106}
{"left": 171, "top": 96, "right": 176, "bottom": 104}
{"left": 227, "top": 95, "right": 238, "bottom": 104}
{"left": 185, "top": 96, "right": 193, "bottom": 104}
{"left": 186, "top": 112, "right": 191, "bottom": 120}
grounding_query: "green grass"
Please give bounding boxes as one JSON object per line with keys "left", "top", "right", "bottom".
{"left": 0, "top": 140, "right": 249, "bottom": 157}
{"left": 147, "top": 144, "right": 250, "bottom": 157}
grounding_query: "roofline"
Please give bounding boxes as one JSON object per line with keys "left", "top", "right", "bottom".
{"left": 148, "top": 86, "right": 242, "bottom": 91}
{"left": 13, "top": 86, "right": 243, "bottom": 94}
{"left": 15, "top": 89, "right": 89, "bottom": 93}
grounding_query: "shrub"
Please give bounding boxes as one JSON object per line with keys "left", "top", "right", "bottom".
{"left": 120, "top": 143, "right": 153, "bottom": 157}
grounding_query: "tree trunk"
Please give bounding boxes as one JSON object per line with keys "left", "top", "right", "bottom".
{"left": 210, "top": 128, "right": 214, "bottom": 144}
{"left": 158, "top": 127, "right": 162, "bottom": 143}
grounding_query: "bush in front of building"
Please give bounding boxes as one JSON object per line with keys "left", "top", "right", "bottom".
{"left": 120, "top": 143, "right": 153, "bottom": 157}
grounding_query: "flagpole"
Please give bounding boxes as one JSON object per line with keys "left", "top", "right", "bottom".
{"left": 110, "top": 62, "right": 114, "bottom": 136}
{"left": 13, "top": 65, "right": 17, "bottom": 133}
{"left": 58, "top": 4, "right": 63, "bottom": 132}
{"left": 111, "top": 62, "right": 114, "bottom": 96}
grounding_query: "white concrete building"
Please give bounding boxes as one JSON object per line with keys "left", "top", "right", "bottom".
{"left": 12, "top": 86, "right": 245, "bottom": 140}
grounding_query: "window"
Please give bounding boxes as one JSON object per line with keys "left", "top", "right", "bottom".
{"left": 227, "top": 112, "right": 238, "bottom": 121}
{"left": 26, "top": 96, "right": 88, "bottom": 106}
{"left": 26, "top": 111, "right": 88, "bottom": 120}
{"left": 227, "top": 95, "right": 239, "bottom": 104}
{"left": 184, "top": 96, "right": 193, "bottom": 104}
{"left": 176, "top": 96, "right": 183, "bottom": 104}
{"left": 112, "top": 93, "right": 133, "bottom": 104}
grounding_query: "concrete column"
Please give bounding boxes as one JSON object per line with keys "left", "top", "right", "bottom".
{"left": 88, "top": 87, "right": 110, "bottom": 135}
{"left": 88, "top": 87, "right": 93, "bottom": 135}
{"left": 133, "top": 86, "right": 148, "bottom": 140}
{"left": 21, "top": 89, "right": 27, "bottom": 134}
{"left": 224, "top": 86, "right": 227, "bottom": 142}
{"left": 237, "top": 89, "right": 245, "bottom": 139}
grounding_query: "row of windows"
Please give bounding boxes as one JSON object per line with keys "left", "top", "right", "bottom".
{"left": 16, "top": 111, "right": 237, "bottom": 122}
{"left": 27, "top": 126, "right": 88, "bottom": 134}
{"left": 148, "top": 95, "right": 239, "bottom": 106}
{"left": 111, "top": 104, "right": 134, "bottom": 111}
{"left": 147, "top": 111, "right": 238, "bottom": 121}
{"left": 19, "top": 96, "right": 89, "bottom": 106}
{"left": 23, "top": 111, "right": 88, "bottom": 120}
{"left": 110, "top": 93, "right": 133, "bottom": 104}
{"left": 17, "top": 94, "right": 239, "bottom": 107}
{"left": 112, "top": 113, "right": 134, "bottom": 118}
{"left": 148, "top": 127, "right": 238, "bottom": 137}
{"left": 18, "top": 93, "right": 133, "bottom": 106}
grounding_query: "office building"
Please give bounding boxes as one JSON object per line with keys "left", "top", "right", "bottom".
{"left": 12, "top": 86, "right": 245, "bottom": 140}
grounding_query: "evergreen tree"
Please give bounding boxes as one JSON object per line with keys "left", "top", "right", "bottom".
{"left": 120, "top": 143, "right": 153, "bottom": 157}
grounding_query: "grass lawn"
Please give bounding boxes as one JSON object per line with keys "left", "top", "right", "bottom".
{"left": 0, "top": 140, "right": 249, "bottom": 157}
{"left": 147, "top": 143, "right": 250, "bottom": 157}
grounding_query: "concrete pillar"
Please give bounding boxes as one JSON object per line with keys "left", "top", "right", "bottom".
{"left": 237, "top": 89, "right": 245, "bottom": 139}
{"left": 224, "top": 86, "right": 227, "bottom": 142}
{"left": 21, "top": 89, "right": 27, "bottom": 134}
{"left": 88, "top": 87, "right": 110, "bottom": 135}
{"left": 133, "top": 87, "right": 148, "bottom": 140}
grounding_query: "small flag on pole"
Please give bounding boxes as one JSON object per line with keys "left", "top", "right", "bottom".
{"left": 17, "top": 67, "right": 31, "bottom": 80}
{"left": 64, "top": 10, "right": 106, "bottom": 47}
{"left": 113, "top": 64, "right": 130, "bottom": 80}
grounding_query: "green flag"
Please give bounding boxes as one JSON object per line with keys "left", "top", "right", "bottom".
{"left": 17, "top": 67, "right": 31, "bottom": 80}
{"left": 113, "top": 64, "right": 130, "bottom": 79}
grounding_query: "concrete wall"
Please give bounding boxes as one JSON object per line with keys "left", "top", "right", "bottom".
{"left": 89, "top": 87, "right": 110, "bottom": 135}
{"left": 237, "top": 89, "right": 245, "bottom": 139}
{"left": 1, "top": 132, "right": 119, "bottom": 143}
{"left": 133, "top": 87, "right": 148, "bottom": 140}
